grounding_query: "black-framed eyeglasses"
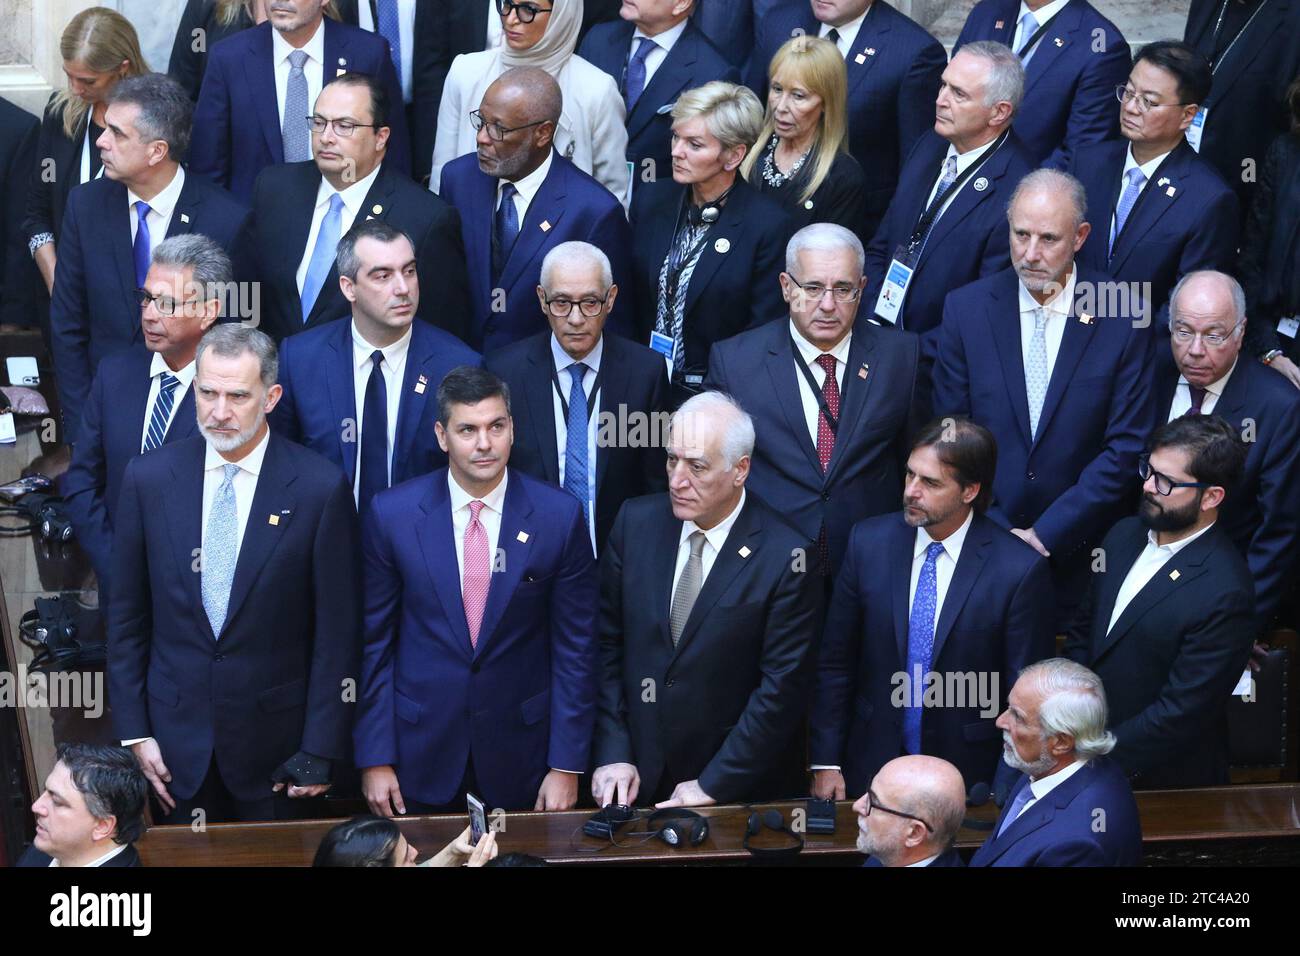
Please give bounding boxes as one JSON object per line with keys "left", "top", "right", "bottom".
{"left": 496, "top": 0, "right": 553, "bottom": 23}
{"left": 307, "top": 115, "right": 380, "bottom": 137}
{"left": 543, "top": 291, "right": 611, "bottom": 318}
{"left": 1114, "top": 85, "right": 1188, "bottom": 114}
{"left": 469, "top": 110, "right": 547, "bottom": 143}
{"left": 135, "top": 287, "right": 199, "bottom": 317}
{"left": 787, "top": 274, "right": 862, "bottom": 303}
{"left": 1138, "top": 456, "right": 1213, "bottom": 496}
{"left": 864, "top": 789, "right": 933, "bottom": 832}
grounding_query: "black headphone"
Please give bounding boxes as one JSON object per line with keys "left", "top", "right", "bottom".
{"left": 684, "top": 183, "right": 735, "bottom": 226}
{"left": 647, "top": 808, "right": 709, "bottom": 848}
{"left": 743, "top": 808, "right": 804, "bottom": 861}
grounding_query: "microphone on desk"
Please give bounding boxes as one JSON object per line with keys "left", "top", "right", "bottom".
{"left": 963, "top": 782, "right": 995, "bottom": 831}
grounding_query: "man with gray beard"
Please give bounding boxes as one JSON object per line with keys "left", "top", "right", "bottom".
{"left": 853, "top": 755, "right": 967, "bottom": 867}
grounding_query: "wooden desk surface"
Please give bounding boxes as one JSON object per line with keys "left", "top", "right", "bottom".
{"left": 135, "top": 784, "right": 1300, "bottom": 866}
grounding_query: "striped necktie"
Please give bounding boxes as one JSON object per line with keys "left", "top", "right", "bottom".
{"left": 143, "top": 372, "right": 180, "bottom": 452}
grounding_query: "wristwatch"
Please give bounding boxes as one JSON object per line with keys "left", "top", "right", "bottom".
{"left": 1262, "top": 349, "right": 1284, "bottom": 365}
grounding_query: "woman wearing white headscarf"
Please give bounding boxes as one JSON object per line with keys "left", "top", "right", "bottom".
{"left": 431, "top": 0, "right": 630, "bottom": 208}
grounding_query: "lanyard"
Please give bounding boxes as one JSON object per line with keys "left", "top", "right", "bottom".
{"left": 550, "top": 360, "right": 603, "bottom": 422}
{"left": 1014, "top": 7, "right": 1067, "bottom": 60}
{"left": 1208, "top": 0, "right": 1269, "bottom": 73}
{"left": 909, "top": 130, "right": 1009, "bottom": 251}
{"left": 790, "top": 337, "right": 843, "bottom": 435}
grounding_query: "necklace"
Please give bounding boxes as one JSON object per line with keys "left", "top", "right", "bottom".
{"left": 761, "top": 135, "right": 811, "bottom": 188}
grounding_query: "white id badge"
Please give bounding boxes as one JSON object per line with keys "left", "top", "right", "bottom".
{"left": 874, "top": 256, "right": 915, "bottom": 324}
{"left": 1185, "top": 107, "right": 1207, "bottom": 152}
{"left": 649, "top": 330, "right": 675, "bottom": 377}
{"left": 1277, "top": 316, "right": 1299, "bottom": 338}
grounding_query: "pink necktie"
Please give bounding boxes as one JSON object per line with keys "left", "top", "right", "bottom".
{"left": 463, "top": 500, "right": 490, "bottom": 648}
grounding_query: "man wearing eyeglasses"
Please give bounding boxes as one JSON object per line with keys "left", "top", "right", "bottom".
{"left": 485, "top": 241, "right": 668, "bottom": 555}
{"left": 853, "top": 755, "right": 967, "bottom": 867}
{"left": 1068, "top": 41, "right": 1238, "bottom": 332}
{"left": 243, "top": 73, "right": 470, "bottom": 343}
{"left": 1061, "top": 415, "right": 1255, "bottom": 789}
{"left": 1153, "top": 270, "right": 1300, "bottom": 633}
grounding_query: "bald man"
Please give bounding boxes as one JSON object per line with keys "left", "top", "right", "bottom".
{"left": 854, "top": 755, "right": 967, "bottom": 867}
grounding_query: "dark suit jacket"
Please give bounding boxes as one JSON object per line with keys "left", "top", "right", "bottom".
{"left": 1071, "top": 139, "right": 1238, "bottom": 326}
{"left": 49, "top": 172, "right": 248, "bottom": 444}
{"left": 749, "top": 147, "right": 872, "bottom": 244}
{"left": 353, "top": 468, "right": 598, "bottom": 810}
{"left": 439, "top": 150, "right": 633, "bottom": 353}
{"left": 594, "top": 492, "right": 824, "bottom": 803}
{"left": 245, "top": 159, "right": 470, "bottom": 342}
{"left": 190, "top": 19, "right": 410, "bottom": 204}
{"left": 16, "top": 843, "right": 141, "bottom": 868}
{"left": 749, "top": 1, "right": 947, "bottom": 238}
{"left": 864, "top": 129, "right": 1036, "bottom": 352}
{"left": 705, "top": 319, "right": 922, "bottom": 568}
{"left": 863, "top": 845, "right": 965, "bottom": 867}
{"left": 969, "top": 757, "right": 1142, "bottom": 865}
{"left": 1063, "top": 517, "right": 1256, "bottom": 789}
{"left": 272, "top": 316, "right": 481, "bottom": 490}
{"left": 167, "top": 0, "right": 255, "bottom": 101}
{"left": 955, "top": 0, "right": 1130, "bottom": 169}
{"left": 62, "top": 349, "right": 199, "bottom": 591}
{"left": 812, "top": 512, "right": 1055, "bottom": 795}
{"left": 0, "top": 96, "right": 38, "bottom": 327}
{"left": 23, "top": 94, "right": 102, "bottom": 250}
{"left": 1240, "top": 133, "right": 1300, "bottom": 359}
{"left": 484, "top": 331, "right": 669, "bottom": 554}
{"left": 107, "top": 434, "right": 361, "bottom": 802}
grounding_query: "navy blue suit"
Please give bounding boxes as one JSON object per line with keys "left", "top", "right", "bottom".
{"left": 50, "top": 173, "right": 248, "bottom": 444}
{"left": 812, "top": 512, "right": 1055, "bottom": 796}
{"left": 271, "top": 318, "right": 481, "bottom": 490}
{"left": 969, "top": 757, "right": 1142, "bottom": 865}
{"left": 62, "top": 350, "right": 198, "bottom": 593}
{"left": 439, "top": 151, "right": 633, "bottom": 354}
{"left": 864, "top": 130, "right": 1036, "bottom": 353}
{"left": 1071, "top": 139, "right": 1238, "bottom": 327}
{"left": 749, "top": 1, "right": 946, "bottom": 240}
{"left": 954, "top": 0, "right": 1130, "bottom": 169}
{"left": 190, "top": 19, "right": 410, "bottom": 204}
{"left": 353, "top": 469, "right": 598, "bottom": 811}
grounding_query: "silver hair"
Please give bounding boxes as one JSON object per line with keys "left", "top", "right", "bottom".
{"left": 150, "top": 234, "right": 234, "bottom": 299}
{"left": 671, "top": 390, "right": 755, "bottom": 470}
{"left": 1020, "top": 658, "right": 1116, "bottom": 760}
{"left": 196, "top": 323, "right": 279, "bottom": 390}
{"left": 1169, "top": 270, "right": 1247, "bottom": 329}
{"left": 107, "top": 72, "right": 194, "bottom": 159}
{"left": 954, "top": 41, "right": 1025, "bottom": 115}
{"left": 1008, "top": 168, "right": 1088, "bottom": 232}
{"left": 671, "top": 81, "right": 765, "bottom": 152}
{"left": 540, "top": 241, "right": 613, "bottom": 292}
{"left": 784, "top": 222, "right": 865, "bottom": 276}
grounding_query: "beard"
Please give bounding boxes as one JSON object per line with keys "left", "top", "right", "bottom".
{"left": 1139, "top": 492, "right": 1201, "bottom": 533}
{"left": 200, "top": 410, "right": 266, "bottom": 454}
{"left": 903, "top": 498, "right": 959, "bottom": 529}
{"left": 1002, "top": 732, "right": 1057, "bottom": 778}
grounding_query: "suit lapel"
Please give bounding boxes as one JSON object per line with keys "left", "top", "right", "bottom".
{"left": 594, "top": 338, "right": 621, "bottom": 495}
{"left": 222, "top": 437, "right": 298, "bottom": 637}
{"left": 765, "top": 330, "right": 823, "bottom": 475}
{"left": 671, "top": 495, "right": 759, "bottom": 661}
{"left": 627, "top": 28, "right": 693, "bottom": 140}
{"left": 683, "top": 181, "right": 752, "bottom": 314}
{"left": 393, "top": 326, "right": 435, "bottom": 481}
{"left": 986, "top": 276, "right": 1033, "bottom": 446}
{"left": 501, "top": 159, "right": 567, "bottom": 292}
{"left": 168, "top": 177, "right": 200, "bottom": 239}
{"left": 824, "top": 329, "right": 880, "bottom": 484}
{"left": 322, "top": 17, "right": 352, "bottom": 84}
{"left": 417, "top": 476, "right": 474, "bottom": 656}
{"left": 164, "top": 385, "right": 198, "bottom": 444}
{"left": 982, "top": 0, "right": 1018, "bottom": 46}
{"left": 891, "top": 518, "right": 914, "bottom": 668}
{"left": 474, "top": 473, "right": 535, "bottom": 653}
{"left": 524, "top": 337, "right": 561, "bottom": 483}
{"left": 163, "top": 446, "right": 210, "bottom": 641}
{"left": 1020, "top": 1, "right": 1083, "bottom": 90}
{"left": 282, "top": 164, "right": 322, "bottom": 322}
{"left": 1205, "top": 0, "right": 1291, "bottom": 105}
{"left": 930, "top": 516, "right": 990, "bottom": 665}
{"left": 919, "top": 137, "right": 1014, "bottom": 262}
{"left": 326, "top": 320, "right": 358, "bottom": 480}
{"left": 651, "top": 501, "right": 682, "bottom": 652}
{"left": 246, "top": 27, "right": 284, "bottom": 162}
{"left": 1031, "top": 281, "right": 1098, "bottom": 446}
{"left": 843, "top": 9, "right": 891, "bottom": 96}
{"left": 107, "top": 185, "right": 138, "bottom": 320}
{"left": 1109, "top": 145, "right": 1192, "bottom": 273}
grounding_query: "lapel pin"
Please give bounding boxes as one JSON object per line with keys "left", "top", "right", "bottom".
{"left": 540, "top": 220, "right": 552, "bottom": 232}
{"left": 372, "top": 204, "right": 383, "bottom": 215}
{"left": 517, "top": 530, "right": 530, "bottom": 543}
{"left": 1166, "top": 186, "right": 1177, "bottom": 197}
{"left": 995, "top": 19, "right": 1005, "bottom": 29}
{"left": 1157, "top": 177, "right": 1170, "bottom": 187}
{"left": 414, "top": 381, "right": 426, "bottom": 394}
{"left": 855, "top": 53, "right": 867, "bottom": 64}
{"left": 804, "top": 199, "right": 814, "bottom": 210}
{"left": 865, "top": 48, "right": 876, "bottom": 56}
{"left": 1169, "top": 569, "right": 1181, "bottom": 581}
{"left": 339, "top": 57, "right": 347, "bottom": 66}
{"left": 180, "top": 213, "right": 190, "bottom": 224}
{"left": 738, "top": 545, "right": 751, "bottom": 558}
{"left": 714, "top": 237, "right": 731, "bottom": 253}
{"left": 858, "top": 363, "right": 869, "bottom": 380}
{"left": 336, "top": 68, "right": 347, "bottom": 76}
{"left": 1079, "top": 311, "right": 1093, "bottom": 325}
{"left": 973, "top": 176, "right": 989, "bottom": 192}
{"left": 1054, "top": 37, "right": 1064, "bottom": 47}
{"left": 268, "top": 514, "right": 280, "bottom": 526}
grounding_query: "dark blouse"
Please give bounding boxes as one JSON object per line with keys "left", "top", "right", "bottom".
{"left": 1240, "top": 132, "right": 1300, "bottom": 359}
{"left": 168, "top": 0, "right": 256, "bottom": 102}
{"left": 748, "top": 136, "right": 871, "bottom": 244}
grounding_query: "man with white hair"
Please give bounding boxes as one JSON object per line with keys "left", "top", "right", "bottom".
{"left": 970, "top": 658, "right": 1142, "bottom": 866}
{"left": 854, "top": 755, "right": 968, "bottom": 867}
{"left": 592, "top": 391, "right": 823, "bottom": 806}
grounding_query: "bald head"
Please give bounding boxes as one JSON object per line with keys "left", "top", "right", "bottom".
{"left": 475, "top": 67, "right": 563, "bottom": 181}
{"left": 486, "top": 67, "right": 563, "bottom": 126}
{"left": 1169, "top": 270, "right": 1247, "bottom": 385}
{"left": 1007, "top": 169, "right": 1091, "bottom": 303}
{"left": 853, "top": 755, "right": 967, "bottom": 866}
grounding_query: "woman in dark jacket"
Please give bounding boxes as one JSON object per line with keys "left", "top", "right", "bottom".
{"left": 167, "top": 0, "right": 260, "bottom": 102}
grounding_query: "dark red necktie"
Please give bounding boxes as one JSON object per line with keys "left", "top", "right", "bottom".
{"left": 815, "top": 354, "right": 840, "bottom": 471}
{"left": 1186, "top": 385, "right": 1207, "bottom": 416}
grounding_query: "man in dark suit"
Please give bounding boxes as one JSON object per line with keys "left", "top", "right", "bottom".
{"left": 190, "top": 0, "right": 410, "bottom": 203}
{"left": 1063, "top": 414, "right": 1257, "bottom": 789}
{"left": 272, "top": 220, "right": 480, "bottom": 513}
{"left": 244, "top": 72, "right": 470, "bottom": 343}
{"left": 748, "top": 0, "right": 946, "bottom": 240}
{"left": 707, "top": 223, "right": 921, "bottom": 572}
{"left": 0, "top": 96, "right": 38, "bottom": 328}
{"left": 109, "top": 325, "right": 361, "bottom": 823}
{"left": 18, "top": 744, "right": 147, "bottom": 868}
{"left": 592, "top": 392, "right": 823, "bottom": 807}
{"left": 485, "top": 240, "right": 668, "bottom": 555}
{"left": 933, "top": 169, "right": 1156, "bottom": 624}
{"left": 579, "top": 1, "right": 739, "bottom": 185}
{"left": 51, "top": 73, "right": 248, "bottom": 444}
{"left": 811, "top": 417, "right": 1055, "bottom": 801}
{"left": 1070, "top": 41, "right": 1238, "bottom": 329}
{"left": 439, "top": 67, "right": 633, "bottom": 353}
{"left": 854, "top": 755, "right": 967, "bottom": 867}
{"left": 354, "top": 366, "right": 597, "bottom": 814}
{"left": 954, "top": 0, "right": 1130, "bottom": 169}
{"left": 62, "top": 235, "right": 224, "bottom": 596}
{"left": 863, "top": 41, "right": 1035, "bottom": 355}
{"left": 971, "top": 659, "right": 1142, "bottom": 866}
{"left": 1155, "top": 270, "right": 1300, "bottom": 632}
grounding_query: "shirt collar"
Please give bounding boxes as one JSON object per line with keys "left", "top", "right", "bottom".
{"left": 502, "top": 149, "right": 554, "bottom": 207}
{"left": 1123, "top": 142, "right": 1172, "bottom": 182}
{"left": 1017, "top": 263, "right": 1077, "bottom": 318}
{"left": 128, "top": 164, "right": 185, "bottom": 218}
{"left": 204, "top": 426, "right": 271, "bottom": 477}
{"left": 819, "top": 7, "right": 869, "bottom": 48}
{"left": 634, "top": 17, "right": 689, "bottom": 53}
{"left": 550, "top": 331, "right": 604, "bottom": 376}
{"left": 1145, "top": 518, "right": 1216, "bottom": 555}
{"left": 50, "top": 842, "right": 131, "bottom": 868}
{"left": 905, "top": 851, "right": 943, "bottom": 867}
{"left": 314, "top": 161, "right": 383, "bottom": 217}
{"left": 788, "top": 319, "right": 852, "bottom": 369}
{"left": 680, "top": 488, "right": 747, "bottom": 553}
{"left": 272, "top": 19, "right": 325, "bottom": 67}
{"left": 149, "top": 350, "right": 197, "bottom": 390}
{"left": 351, "top": 320, "right": 412, "bottom": 372}
{"left": 448, "top": 468, "right": 509, "bottom": 516}
{"left": 913, "top": 508, "right": 974, "bottom": 562}
{"left": 1017, "top": 0, "right": 1071, "bottom": 29}
{"left": 1177, "top": 356, "right": 1238, "bottom": 398}
{"left": 1028, "top": 756, "right": 1086, "bottom": 796}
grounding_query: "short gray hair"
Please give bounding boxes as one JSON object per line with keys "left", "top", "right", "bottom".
{"left": 672, "top": 81, "right": 764, "bottom": 152}
{"left": 784, "top": 222, "right": 865, "bottom": 276}
{"left": 1020, "top": 658, "right": 1116, "bottom": 760}
{"left": 107, "top": 72, "right": 193, "bottom": 159}
{"left": 540, "top": 241, "right": 613, "bottom": 292}
{"left": 671, "top": 391, "right": 755, "bottom": 470}
{"left": 1008, "top": 168, "right": 1088, "bottom": 232}
{"left": 196, "top": 324, "right": 279, "bottom": 390}
{"left": 150, "top": 234, "right": 233, "bottom": 301}
{"left": 954, "top": 41, "right": 1025, "bottom": 115}
{"left": 1169, "top": 270, "right": 1247, "bottom": 328}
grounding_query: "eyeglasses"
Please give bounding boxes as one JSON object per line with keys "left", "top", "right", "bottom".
{"left": 1170, "top": 320, "right": 1244, "bottom": 349}
{"left": 864, "top": 789, "right": 933, "bottom": 832}
{"left": 469, "top": 110, "right": 547, "bottom": 143}
{"left": 307, "top": 115, "right": 381, "bottom": 137}
{"left": 1114, "top": 85, "right": 1188, "bottom": 114}
{"left": 135, "top": 287, "right": 200, "bottom": 316}
{"left": 543, "top": 292, "right": 611, "bottom": 318}
{"left": 1138, "top": 456, "right": 1213, "bottom": 496}
{"left": 787, "top": 275, "right": 862, "bottom": 304}
{"left": 495, "top": 0, "right": 552, "bottom": 23}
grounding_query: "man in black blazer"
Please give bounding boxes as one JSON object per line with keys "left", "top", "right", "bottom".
{"left": 51, "top": 73, "right": 248, "bottom": 444}
{"left": 19, "top": 744, "right": 147, "bottom": 868}
{"left": 854, "top": 755, "right": 968, "bottom": 867}
{"left": 244, "top": 72, "right": 470, "bottom": 343}
{"left": 0, "top": 96, "right": 38, "bottom": 328}
{"left": 1063, "top": 415, "right": 1255, "bottom": 789}
{"left": 109, "top": 324, "right": 361, "bottom": 822}
{"left": 592, "top": 392, "right": 823, "bottom": 807}
{"left": 485, "top": 240, "right": 668, "bottom": 555}
{"left": 707, "top": 223, "right": 920, "bottom": 573}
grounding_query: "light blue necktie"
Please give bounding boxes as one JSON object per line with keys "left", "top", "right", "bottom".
{"left": 201, "top": 463, "right": 241, "bottom": 638}
{"left": 1015, "top": 11, "right": 1039, "bottom": 55}
{"left": 998, "top": 781, "right": 1036, "bottom": 836}
{"left": 563, "top": 363, "right": 590, "bottom": 530}
{"left": 903, "top": 541, "right": 946, "bottom": 754}
{"left": 301, "top": 193, "right": 344, "bottom": 322}
{"left": 376, "top": 0, "right": 403, "bottom": 84}
{"left": 1109, "top": 167, "right": 1146, "bottom": 257}
{"left": 1025, "top": 307, "right": 1049, "bottom": 439}
{"left": 142, "top": 372, "right": 180, "bottom": 453}
{"left": 283, "top": 49, "right": 310, "bottom": 162}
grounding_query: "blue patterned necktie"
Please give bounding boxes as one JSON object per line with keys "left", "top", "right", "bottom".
{"left": 1015, "top": 11, "right": 1039, "bottom": 55}
{"left": 563, "top": 363, "right": 590, "bottom": 529}
{"left": 625, "top": 36, "right": 657, "bottom": 110}
{"left": 913, "top": 156, "right": 958, "bottom": 258}
{"left": 201, "top": 463, "right": 241, "bottom": 638}
{"left": 358, "top": 349, "right": 389, "bottom": 513}
{"left": 142, "top": 372, "right": 180, "bottom": 452}
{"left": 1109, "top": 167, "right": 1146, "bottom": 256}
{"left": 376, "top": 0, "right": 403, "bottom": 85}
{"left": 283, "top": 49, "right": 310, "bottom": 162}
{"left": 493, "top": 182, "right": 519, "bottom": 281}
{"left": 1025, "top": 306, "right": 1049, "bottom": 439}
{"left": 301, "top": 193, "right": 344, "bottom": 322}
{"left": 998, "top": 781, "right": 1036, "bottom": 836}
{"left": 132, "top": 201, "right": 152, "bottom": 289}
{"left": 903, "top": 541, "right": 946, "bottom": 754}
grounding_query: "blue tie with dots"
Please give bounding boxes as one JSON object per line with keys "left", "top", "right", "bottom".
{"left": 903, "top": 541, "right": 946, "bottom": 754}
{"left": 563, "top": 363, "right": 590, "bottom": 530}
{"left": 201, "top": 463, "right": 241, "bottom": 638}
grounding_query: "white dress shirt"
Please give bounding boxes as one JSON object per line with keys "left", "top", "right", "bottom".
{"left": 1013, "top": 0, "right": 1070, "bottom": 63}
{"left": 1112, "top": 144, "right": 1171, "bottom": 241}
{"left": 449, "top": 469, "right": 508, "bottom": 587}
{"left": 1018, "top": 264, "right": 1076, "bottom": 384}
{"left": 671, "top": 489, "right": 747, "bottom": 598}
{"left": 789, "top": 321, "right": 851, "bottom": 448}
{"left": 551, "top": 333, "right": 602, "bottom": 556}
{"left": 295, "top": 162, "right": 384, "bottom": 295}
{"left": 140, "top": 352, "right": 196, "bottom": 452}
{"left": 1005, "top": 756, "right": 1087, "bottom": 826}
{"left": 818, "top": 8, "right": 869, "bottom": 58}
{"left": 908, "top": 509, "right": 974, "bottom": 623}
{"left": 633, "top": 17, "right": 689, "bottom": 89}
{"left": 497, "top": 149, "right": 554, "bottom": 234}
{"left": 1168, "top": 359, "right": 1237, "bottom": 420}
{"left": 127, "top": 165, "right": 186, "bottom": 253}
{"left": 200, "top": 428, "right": 272, "bottom": 560}
{"left": 356, "top": 0, "right": 417, "bottom": 101}
{"left": 1107, "top": 521, "right": 1217, "bottom": 634}
{"left": 906, "top": 851, "right": 944, "bottom": 867}
{"left": 350, "top": 320, "right": 411, "bottom": 501}
{"left": 272, "top": 19, "right": 325, "bottom": 132}
{"left": 48, "top": 842, "right": 131, "bottom": 868}
{"left": 925, "top": 140, "right": 994, "bottom": 220}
